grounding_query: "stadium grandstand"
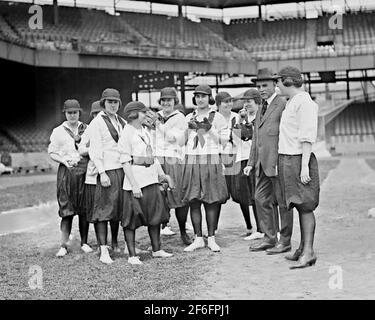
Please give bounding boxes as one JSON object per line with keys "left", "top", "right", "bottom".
{"left": 1, "top": 0, "right": 375, "bottom": 172}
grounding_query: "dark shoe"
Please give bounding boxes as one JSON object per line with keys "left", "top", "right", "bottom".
{"left": 289, "top": 254, "right": 317, "bottom": 269}
{"left": 266, "top": 243, "right": 291, "bottom": 255}
{"left": 284, "top": 248, "right": 303, "bottom": 261}
{"left": 249, "top": 241, "right": 275, "bottom": 252}
{"left": 180, "top": 232, "right": 192, "bottom": 245}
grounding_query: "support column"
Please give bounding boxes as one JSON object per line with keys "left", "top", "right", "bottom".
{"left": 346, "top": 70, "right": 350, "bottom": 100}
{"left": 179, "top": 73, "right": 186, "bottom": 111}
{"left": 54, "top": 72, "right": 62, "bottom": 125}
{"left": 307, "top": 72, "right": 312, "bottom": 95}
{"left": 178, "top": 3, "right": 183, "bottom": 17}
{"left": 363, "top": 69, "right": 369, "bottom": 102}
{"left": 53, "top": 0, "right": 59, "bottom": 25}
{"left": 257, "top": 0, "right": 263, "bottom": 37}
{"left": 178, "top": 2, "right": 183, "bottom": 46}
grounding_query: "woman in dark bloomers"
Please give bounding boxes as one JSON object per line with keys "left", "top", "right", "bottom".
{"left": 118, "top": 101, "right": 174, "bottom": 265}
{"left": 88, "top": 89, "right": 126, "bottom": 264}
{"left": 276, "top": 66, "right": 320, "bottom": 269}
{"left": 48, "top": 99, "right": 92, "bottom": 257}
{"left": 231, "top": 89, "right": 261, "bottom": 240}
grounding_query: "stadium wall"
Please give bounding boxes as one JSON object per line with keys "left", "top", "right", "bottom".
{"left": 1, "top": 57, "right": 133, "bottom": 129}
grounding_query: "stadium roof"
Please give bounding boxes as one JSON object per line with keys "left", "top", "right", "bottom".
{"left": 138, "top": 0, "right": 322, "bottom": 9}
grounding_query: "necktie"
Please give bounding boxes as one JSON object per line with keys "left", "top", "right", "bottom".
{"left": 261, "top": 100, "right": 268, "bottom": 119}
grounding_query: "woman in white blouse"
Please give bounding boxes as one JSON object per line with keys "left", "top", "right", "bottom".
{"left": 118, "top": 101, "right": 174, "bottom": 265}
{"left": 88, "top": 88, "right": 126, "bottom": 264}
{"left": 154, "top": 87, "right": 192, "bottom": 245}
{"left": 276, "top": 66, "right": 320, "bottom": 269}
{"left": 48, "top": 99, "right": 93, "bottom": 257}
{"left": 182, "top": 85, "right": 229, "bottom": 253}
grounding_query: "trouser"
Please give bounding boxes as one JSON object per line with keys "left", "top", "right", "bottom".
{"left": 254, "top": 164, "right": 293, "bottom": 245}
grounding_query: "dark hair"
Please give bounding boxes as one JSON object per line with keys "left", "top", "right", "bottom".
{"left": 253, "top": 96, "right": 262, "bottom": 105}
{"left": 64, "top": 110, "right": 82, "bottom": 117}
{"left": 192, "top": 95, "right": 215, "bottom": 106}
{"left": 124, "top": 110, "right": 139, "bottom": 122}
{"left": 281, "top": 77, "right": 303, "bottom": 88}
{"left": 101, "top": 98, "right": 122, "bottom": 108}
{"left": 159, "top": 97, "right": 179, "bottom": 105}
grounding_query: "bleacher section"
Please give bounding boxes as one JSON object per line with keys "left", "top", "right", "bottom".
{"left": 1, "top": 2, "right": 375, "bottom": 61}
{"left": 343, "top": 11, "right": 375, "bottom": 46}
{"left": 0, "top": 124, "right": 50, "bottom": 153}
{"left": 327, "top": 102, "right": 375, "bottom": 154}
{"left": 0, "top": 3, "right": 147, "bottom": 50}
{"left": 226, "top": 18, "right": 306, "bottom": 52}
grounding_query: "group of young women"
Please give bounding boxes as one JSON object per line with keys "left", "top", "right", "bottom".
{"left": 48, "top": 65, "right": 319, "bottom": 268}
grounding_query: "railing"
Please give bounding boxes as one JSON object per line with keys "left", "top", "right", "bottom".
{"left": 79, "top": 41, "right": 212, "bottom": 61}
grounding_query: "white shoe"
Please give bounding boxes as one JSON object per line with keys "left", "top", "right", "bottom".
{"left": 241, "top": 228, "right": 254, "bottom": 237}
{"left": 207, "top": 236, "right": 221, "bottom": 252}
{"left": 99, "top": 245, "right": 114, "bottom": 264}
{"left": 244, "top": 232, "right": 265, "bottom": 241}
{"left": 128, "top": 256, "right": 143, "bottom": 265}
{"left": 152, "top": 250, "right": 173, "bottom": 258}
{"left": 81, "top": 244, "right": 94, "bottom": 253}
{"left": 96, "top": 245, "right": 110, "bottom": 255}
{"left": 56, "top": 247, "right": 68, "bottom": 257}
{"left": 124, "top": 246, "right": 147, "bottom": 255}
{"left": 161, "top": 226, "right": 176, "bottom": 236}
{"left": 185, "top": 223, "right": 194, "bottom": 231}
{"left": 184, "top": 236, "right": 205, "bottom": 252}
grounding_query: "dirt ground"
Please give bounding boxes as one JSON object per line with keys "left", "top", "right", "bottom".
{"left": 195, "top": 157, "right": 375, "bottom": 299}
{"left": 1, "top": 158, "right": 375, "bottom": 299}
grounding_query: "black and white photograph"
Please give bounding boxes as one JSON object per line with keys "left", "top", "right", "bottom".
{"left": 0, "top": 0, "right": 375, "bottom": 305}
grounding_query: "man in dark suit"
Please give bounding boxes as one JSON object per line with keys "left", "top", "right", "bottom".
{"left": 244, "top": 68, "right": 293, "bottom": 254}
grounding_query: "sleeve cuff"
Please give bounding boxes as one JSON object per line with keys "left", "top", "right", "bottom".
{"left": 298, "top": 137, "right": 315, "bottom": 144}
{"left": 119, "top": 154, "right": 132, "bottom": 164}
{"left": 95, "top": 162, "right": 105, "bottom": 174}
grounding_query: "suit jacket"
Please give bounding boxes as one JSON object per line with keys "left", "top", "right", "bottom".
{"left": 248, "top": 94, "right": 286, "bottom": 177}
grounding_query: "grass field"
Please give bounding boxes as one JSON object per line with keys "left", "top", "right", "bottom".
{"left": 0, "top": 158, "right": 341, "bottom": 300}
{"left": 0, "top": 181, "right": 56, "bottom": 213}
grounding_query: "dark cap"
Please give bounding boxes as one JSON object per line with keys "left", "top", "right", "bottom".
{"left": 62, "top": 99, "right": 82, "bottom": 113}
{"left": 193, "top": 85, "right": 212, "bottom": 96}
{"left": 240, "top": 88, "right": 262, "bottom": 105}
{"left": 215, "top": 92, "right": 233, "bottom": 106}
{"left": 100, "top": 88, "right": 121, "bottom": 106}
{"left": 123, "top": 101, "right": 148, "bottom": 121}
{"left": 160, "top": 87, "right": 178, "bottom": 100}
{"left": 90, "top": 100, "right": 103, "bottom": 115}
{"left": 158, "top": 87, "right": 179, "bottom": 104}
{"left": 277, "top": 66, "right": 303, "bottom": 82}
{"left": 242, "top": 88, "right": 261, "bottom": 99}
